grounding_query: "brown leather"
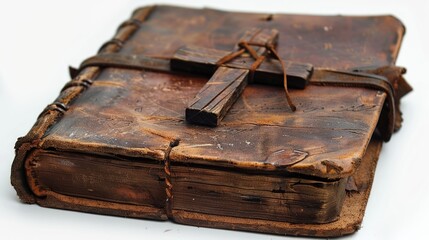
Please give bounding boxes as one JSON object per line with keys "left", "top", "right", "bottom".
{"left": 351, "top": 65, "right": 412, "bottom": 131}
{"left": 310, "top": 69, "right": 396, "bottom": 141}
{"left": 171, "top": 138, "right": 384, "bottom": 237}
{"left": 77, "top": 55, "right": 397, "bottom": 141}
{"left": 80, "top": 53, "right": 170, "bottom": 72}
{"left": 11, "top": 5, "right": 410, "bottom": 237}
{"left": 75, "top": 8, "right": 403, "bottom": 139}
{"left": 78, "top": 52, "right": 312, "bottom": 88}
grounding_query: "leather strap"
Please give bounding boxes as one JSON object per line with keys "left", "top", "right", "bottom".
{"left": 38, "top": 102, "right": 69, "bottom": 119}
{"left": 80, "top": 53, "right": 171, "bottom": 72}
{"left": 77, "top": 54, "right": 397, "bottom": 141}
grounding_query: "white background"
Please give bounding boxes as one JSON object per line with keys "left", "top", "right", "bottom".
{"left": 0, "top": 1, "right": 428, "bottom": 239}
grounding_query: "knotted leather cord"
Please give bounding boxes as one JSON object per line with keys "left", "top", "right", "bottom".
{"left": 215, "top": 41, "right": 296, "bottom": 112}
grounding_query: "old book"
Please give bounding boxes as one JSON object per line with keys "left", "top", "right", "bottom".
{"left": 11, "top": 5, "right": 411, "bottom": 237}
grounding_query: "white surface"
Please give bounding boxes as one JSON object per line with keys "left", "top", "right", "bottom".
{"left": 0, "top": 1, "right": 428, "bottom": 239}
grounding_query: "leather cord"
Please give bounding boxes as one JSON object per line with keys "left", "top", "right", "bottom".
{"left": 216, "top": 40, "right": 296, "bottom": 112}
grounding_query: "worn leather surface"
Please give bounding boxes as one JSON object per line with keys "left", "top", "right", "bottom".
{"left": 37, "top": 5, "right": 405, "bottom": 178}
{"left": 10, "top": 5, "right": 409, "bottom": 236}
{"left": 125, "top": 6, "right": 404, "bottom": 68}
{"left": 172, "top": 138, "right": 384, "bottom": 237}
{"left": 41, "top": 67, "right": 384, "bottom": 178}
{"left": 12, "top": 4, "right": 407, "bottom": 195}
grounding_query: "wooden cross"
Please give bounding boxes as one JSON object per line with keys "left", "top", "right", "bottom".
{"left": 171, "top": 28, "right": 313, "bottom": 127}
{"left": 78, "top": 28, "right": 313, "bottom": 127}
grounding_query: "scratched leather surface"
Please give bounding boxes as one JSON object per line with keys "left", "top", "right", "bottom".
{"left": 41, "top": 5, "right": 403, "bottom": 179}
{"left": 124, "top": 6, "right": 404, "bottom": 69}
{"left": 43, "top": 68, "right": 383, "bottom": 179}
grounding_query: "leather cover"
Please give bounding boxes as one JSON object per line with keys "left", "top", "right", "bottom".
{"left": 10, "top": 5, "right": 410, "bottom": 237}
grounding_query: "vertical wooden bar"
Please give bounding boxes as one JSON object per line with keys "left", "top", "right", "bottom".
{"left": 186, "top": 67, "right": 249, "bottom": 126}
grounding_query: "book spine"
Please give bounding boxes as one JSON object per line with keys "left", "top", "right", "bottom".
{"left": 11, "top": 5, "right": 156, "bottom": 204}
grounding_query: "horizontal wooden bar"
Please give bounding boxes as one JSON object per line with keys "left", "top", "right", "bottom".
{"left": 171, "top": 45, "right": 313, "bottom": 89}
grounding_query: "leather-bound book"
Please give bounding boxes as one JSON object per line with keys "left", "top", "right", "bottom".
{"left": 11, "top": 5, "right": 412, "bottom": 237}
